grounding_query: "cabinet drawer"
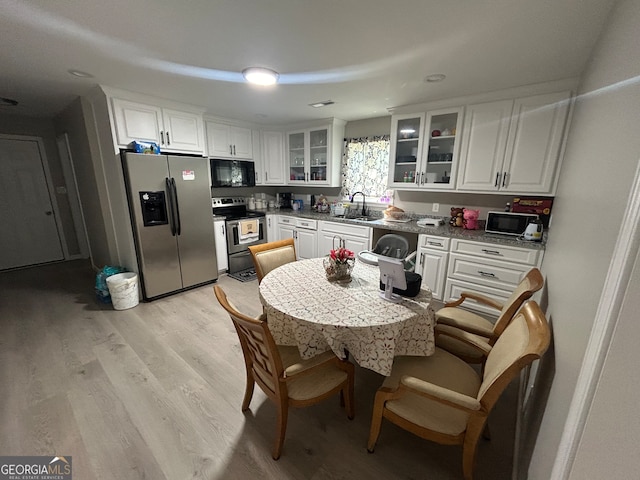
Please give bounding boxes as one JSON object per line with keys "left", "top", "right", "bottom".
{"left": 278, "top": 216, "right": 295, "bottom": 226}
{"left": 448, "top": 253, "right": 532, "bottom": 291}
{"left": 450, "top": 239, "right": 541, "bottom": 266}
{"left": 444, "top": 279, "right": 511, "bottom": 318}
{"left": 320, "top": 221, "right": 370, "bottom": 239}
{"left": 419, "top": 235, "right": 450, "bottom": 250}
{"left": 296, "top": 218, "right": 317, "bottom": 230}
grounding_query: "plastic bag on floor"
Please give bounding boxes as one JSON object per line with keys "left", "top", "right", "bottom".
{"left": 95, "top": 265, "right": 127, "bottom": 303}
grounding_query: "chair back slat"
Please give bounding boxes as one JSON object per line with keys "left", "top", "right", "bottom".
{"left": 215, "top": 286, "right": 284, "bottom": 397}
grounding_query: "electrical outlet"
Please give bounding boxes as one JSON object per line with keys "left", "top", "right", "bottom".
{"left": 432, "top": 203, "right": 440, "bottom": 212}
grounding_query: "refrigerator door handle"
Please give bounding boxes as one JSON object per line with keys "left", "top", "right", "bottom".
{"left": 165, "top": 177, "right": 177, "bottom": 236}
{"left": 171, "top": 177, "right": 182, "bottom": 236}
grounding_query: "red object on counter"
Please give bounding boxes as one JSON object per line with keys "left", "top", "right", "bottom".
{"left": 431, "top": 130, "right": 441, "bottom": 137}
{"left": 512, "top": 197, "right": 554, "bottom": 228}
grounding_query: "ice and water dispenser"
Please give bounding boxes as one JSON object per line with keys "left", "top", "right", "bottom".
{"left": 139, "top": 191, "right": 168, "bottom": 226}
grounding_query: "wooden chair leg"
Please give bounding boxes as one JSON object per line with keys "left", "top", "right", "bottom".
{"left": 367, "top": 392, "right": 386, "bottom": 452}
{"left": 241, "top": 369, "right": 255, "bottom": 411}
{"left": 461, "top": 423, "right": 483, "bottom": 480}
{"left": 272, "top": 400, "right": 289, "bottom": 460}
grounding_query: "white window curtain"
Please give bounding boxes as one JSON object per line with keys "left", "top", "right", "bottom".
{"left": 340, "top": 136, "right": 391, "bottom": 199}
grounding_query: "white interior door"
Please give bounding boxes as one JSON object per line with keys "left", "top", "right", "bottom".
{"left": 0, "top": 136, "right": 64, "bottom": 269}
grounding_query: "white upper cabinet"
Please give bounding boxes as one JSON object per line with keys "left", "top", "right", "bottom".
{"left": 456, "top": 100, "right": 513, "bottom": 191}
{"left": 501, "top": 91, "right": 571, "bottom": 193}
{"left": 112, "top": 98, "right": 204, "bottom": 153}
{"left": 388, "top": 108, "right": 463, "bottom": 190}
{"left": 259, "top": 131, "right": 286, "bottom": 185}
{"left": 286, "top": 119, "right": 345, "bottom": 187}
{"left": 206, "top": 121, "right": 253, "bottom": 159}
{"left": 457, "top": 91, "right": 571, "bottom": 194}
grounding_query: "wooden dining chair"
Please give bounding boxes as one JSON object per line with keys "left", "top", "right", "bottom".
{"left": 213, "top": 285, "right": 354, "bottom": 460}
{"left": 367, "top": 300, "right": 550, "bottom": 480}
{"left": 248, "top": 238, "right": 297, "bottom": 283}
{"left": 434, "top": 267, "right": 544, "bottom": 363}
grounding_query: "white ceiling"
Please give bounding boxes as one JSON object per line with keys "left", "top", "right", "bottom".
{"left": 0, "top": 0, "right": 615, "bottom": 125}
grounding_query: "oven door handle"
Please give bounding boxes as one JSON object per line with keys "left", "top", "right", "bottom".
{"left": 165, "top": 177, "right": 177, "bottom": 236}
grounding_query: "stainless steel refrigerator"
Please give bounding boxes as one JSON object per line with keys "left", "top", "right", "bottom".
{"left": 122, "top": 152, "right": 217, "bottom": 299}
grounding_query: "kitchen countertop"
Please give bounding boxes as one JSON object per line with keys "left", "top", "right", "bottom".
{"left": 259, "top": 208, "right": 547, "bottom": 250}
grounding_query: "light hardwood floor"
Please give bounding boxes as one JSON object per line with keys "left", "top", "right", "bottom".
{"left": 0, "top": 260, "right": 517, "bottom": 479}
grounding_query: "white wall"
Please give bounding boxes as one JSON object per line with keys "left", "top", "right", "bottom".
{"left": 529, "top": 0, "right": 640, "bottom": 477}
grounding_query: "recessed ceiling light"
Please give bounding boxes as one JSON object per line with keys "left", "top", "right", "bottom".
{"left": 309, "top": 100, "right": 335, "bottom": 108}
{"left": 0, "top": 97, "right": 18, "bottom": 107}
{"left": 424, "top": 73, "right": 446, "bottom": 83}
{"left": 68, "top": 69, "right": 94, "bottom": 78}
{"left": 242, "top": 67, "right": 279, "bottom": 86}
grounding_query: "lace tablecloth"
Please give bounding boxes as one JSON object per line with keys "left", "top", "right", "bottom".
{"left": 258, "top": 257, "right": 435, "bottom": 376}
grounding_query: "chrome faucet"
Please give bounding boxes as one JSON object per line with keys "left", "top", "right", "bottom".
{"left": 350, "top": 191, "right": 367, "bottom": 217}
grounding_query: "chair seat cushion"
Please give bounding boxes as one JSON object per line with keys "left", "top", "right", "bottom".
{"left": 278, "top": 347, "right": 347, "bottom": 401}
{"left": 382, "top": 349, "right": 481, "bottom": 436}
{"left": 436, "top": 307, "right": 494, "bottom": 337}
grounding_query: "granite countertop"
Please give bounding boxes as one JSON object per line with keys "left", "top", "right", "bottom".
{"left": 261, "top": 208, "right": 547, "bottom": 250}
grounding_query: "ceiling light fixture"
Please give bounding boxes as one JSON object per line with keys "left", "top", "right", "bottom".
{"left": 0, "top": 97, "right": 18, "bottom": 107}
{"left": 309, "top": 100, "right": 335, "bottom": 108}
{"left": 424, "top": 73, "right": 446, "bottom": 83}
{"left": 242, "top": 67, "right": 279, "bottom": 86}
{"left": 68, "top": 69, "right": 94, "bottom": 78}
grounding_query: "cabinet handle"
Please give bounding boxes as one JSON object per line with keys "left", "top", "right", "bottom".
{"left": 478, "top": 270, "right": 497, "bottom": 278}
{"left": 305, "top": 172, "right": 308, "bottom": 182}
{"left": 166, "top": 131, "right": 170, "bottom": 145}
{"left": 481, "top": 249, "right": 503, "bottom": 256}
{"left": 229, "top": 144, "right": 233, "bottom": 155}
{"left": 221, "top": 224, "right": 225, "bottom": 235}
{"left": 495, "top": 172, "right": 501, "bottom": 187}
{"left": 160, "top": 131, "right": 165, "bottom": 145}
{"left": 427, "top": 241, "right": 443, "bottom": 247}
{"left": 233, "top": 145, "right": 236, "bottom": 155}
{"left": 420, "top": 252, "right": 424, "bottom": 264}
{"left": 265, "top": 172, "right": 268, "bottom": 182}
{"left": 502, "top": 172, "right": 508, "bottom": 187}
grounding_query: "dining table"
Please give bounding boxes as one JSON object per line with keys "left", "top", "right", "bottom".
{"left": 258, "top": 257, "right": 436, "bottom": 376}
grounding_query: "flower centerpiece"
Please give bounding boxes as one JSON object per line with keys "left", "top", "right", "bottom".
{"left": 324, "top": 247, "right": 355, "bottom": 283}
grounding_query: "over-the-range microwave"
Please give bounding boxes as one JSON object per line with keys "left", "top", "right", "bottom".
{"left": 485, "top": 211, "right": 539, "bottom": 236}
{"left": 210, "top": 158, "right": 256, "bottom": 188}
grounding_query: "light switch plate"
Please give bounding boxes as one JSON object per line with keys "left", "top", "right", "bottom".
{"left": 432, "top": 203, "right": 440, "bottom": 212}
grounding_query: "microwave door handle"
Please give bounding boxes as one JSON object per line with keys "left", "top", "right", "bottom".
{"left": 165, "top": 177, "right": 177, "bottom": 236}
{"left": 171, "top": 177, "right": 181, "bottom": 235}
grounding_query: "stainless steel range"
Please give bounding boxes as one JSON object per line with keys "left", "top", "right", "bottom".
{"left": 212, "top": 197, "right": 266, "bottom": 274}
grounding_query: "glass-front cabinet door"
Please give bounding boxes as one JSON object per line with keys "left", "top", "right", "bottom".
{"left": 288, "top": 131, "right": 306, "bottom": 183}
{"left": 309, "top": 128, "right": 328, "bottom": 182}
{"left": 287, "top": 127, "right": 331, "bottom": 185}
{"left": 421, "top": 107, "right": 463, "bottom": 189}
{"left": 388, "top": 114, "right": 424, "bottom": 187}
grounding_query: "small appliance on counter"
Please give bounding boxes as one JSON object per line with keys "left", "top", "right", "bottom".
{"left": 523, "top": 217, "right": 544, "bottom": 242}
{"left": 485, "top": 211, "right": 539, "bottom": 236}
{"left": 279, "top": 192, "right": 293, "bottom": 209}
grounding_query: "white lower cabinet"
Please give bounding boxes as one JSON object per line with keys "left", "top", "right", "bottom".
{"left": 277, "top": 216, "right": 317, "bottom": 259}
{"left": 318, "top": 221, "right": 372, "bottom": 256}
{"left": 265, "top": 213, "right": 277, "bottom": 242}
{"left": 213, "top": 219, "right": 228, "bottom": 273}
{"left": 443, "top": 238, "right": 543, "bottom": 317}
{"left": 415, "top": 235, "right": 450, "bottom": 301}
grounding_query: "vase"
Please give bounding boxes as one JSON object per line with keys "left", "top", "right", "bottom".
{"left": 324, "top": 257, "right": 354, "bottom": 283}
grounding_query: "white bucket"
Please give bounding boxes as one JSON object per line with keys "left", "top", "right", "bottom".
{"left": 106, "top": 272, "right": 139, "bottom": 310}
